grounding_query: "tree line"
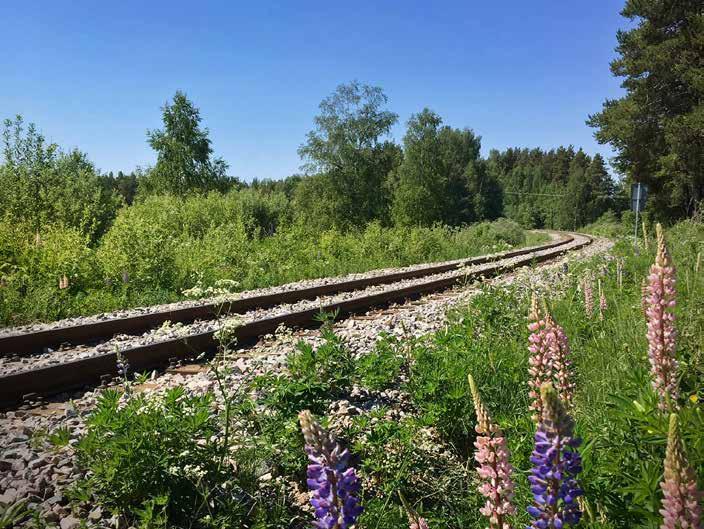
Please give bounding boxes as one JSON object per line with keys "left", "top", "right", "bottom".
{"left": 1, "top": 0, "right": 700, "bottom": 241}
{"left": 0, "top": 84, "right": 617, "bottom": 243}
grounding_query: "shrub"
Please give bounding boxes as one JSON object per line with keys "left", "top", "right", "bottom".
{"left": 354, "top": 333, "right": 405, "bottom": 391}
{"left": 97, "top": 204, "right": 179, "bottom": 290}
{"left": 256, "top": 328, "right": 356, "bottom": 416}
{"left": 76, "top": 387, "right": 257, "bottom": 528}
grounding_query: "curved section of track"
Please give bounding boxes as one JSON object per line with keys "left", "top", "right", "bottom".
{"left": 0, "top": 232, "right": 590, "bottom": 407}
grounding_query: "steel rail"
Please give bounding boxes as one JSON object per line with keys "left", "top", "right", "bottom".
{"left": 0, "top": 233, "right": 591, "bottom": 408}
{"left": 0, "top": 233, "right": 573, "bottom": 355}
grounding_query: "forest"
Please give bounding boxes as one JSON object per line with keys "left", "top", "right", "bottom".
{"left": 0, "top": 92, "right": 613, "bottom": 326}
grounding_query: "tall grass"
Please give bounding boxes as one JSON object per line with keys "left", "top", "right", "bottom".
{"left": 0, "top": 203, "right": 540, "bottom": 326}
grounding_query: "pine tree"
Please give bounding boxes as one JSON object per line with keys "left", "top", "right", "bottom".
{"left": 588, "top": 0, "right": 704, "bottom": 219}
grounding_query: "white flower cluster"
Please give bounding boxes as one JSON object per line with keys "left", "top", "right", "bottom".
{"left": 167, "top": 463, "right": 207, "bottom": 481}
{"left": 183, "top": 279, "right": 240, "bottom": 299}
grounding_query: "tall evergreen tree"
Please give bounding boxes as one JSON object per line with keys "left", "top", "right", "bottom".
{"left": 141, "top": 91, "right": 229, "bottom": 196}
{"left": 588, "top": 0, "right": 704, "bottom": 219}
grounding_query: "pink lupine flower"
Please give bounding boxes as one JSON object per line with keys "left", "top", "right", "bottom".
{"left": 645, "top": 224, "right": 679, "bottom": 411}
{"left": 469, "top": 374, "right": 515, "bottom": 529}
{"left": 659, "top": 413, "right": 702, "bottom": 529}
{"left": 528, "top": 294, "right": 552, "bottom": 421}
{"left": 399, "top": 492, "right": 431, "bottom": 529}
{"left": 598, "top": 280, "right": 607, "bottom": 321}
{"left": 583, "top": 275, "right": 594, "bottom": 318}
{"left": 410, "top": 518, "right": 430, "bottom": 529}
{"left": 545, "top": 311, "right": 576, "bottom": 408}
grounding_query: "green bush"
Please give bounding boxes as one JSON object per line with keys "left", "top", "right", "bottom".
{"left": 98, "top": 205, "right": 179, "bottom": 290}
{"left": 1, "top": 211, "right": 539, "bottom": 325}
{"left": 76, "top": 387, "right": 257, "bottom": 528}
{"left": 354, "top": 333, "right": 405, "bottom": 391}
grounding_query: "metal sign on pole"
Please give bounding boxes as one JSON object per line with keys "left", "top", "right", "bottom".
{"left": 631, "top": 183, "right": 648, "bottom": 251}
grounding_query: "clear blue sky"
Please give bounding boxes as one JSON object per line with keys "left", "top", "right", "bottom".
{"left": 1, "top": 1, "right": 629, "bottom": 181}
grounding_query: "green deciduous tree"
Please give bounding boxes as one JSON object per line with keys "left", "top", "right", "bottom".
{"left": 141, "top": 91, "right": 230, "bottom": 196}
{"left": 588, "top": 0, "right": 704, "bottom": 219}
{"left": 390, "top": 109, "right": 489, "bottom": 226}
{"left": 298, "top": 81, "right": 401, "bottom": 228}
{"left": 0, "top": 116, "right": 121, "bottom": 241}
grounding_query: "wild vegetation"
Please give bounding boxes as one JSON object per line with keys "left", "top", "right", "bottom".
{"left": 62, "top": 217, "right": 703, "bottom": 529}
{"left": 0, "top": 91, "right": 611, "bottom": 326}
{"left": 0, "top": 209, "right": 537, "bottom": 325}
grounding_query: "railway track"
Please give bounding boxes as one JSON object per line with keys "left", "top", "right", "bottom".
{"left": 0, "top": 232, "right": 591, "bottom": 407}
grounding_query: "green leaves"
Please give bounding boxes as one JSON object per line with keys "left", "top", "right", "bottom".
{"left": 297, "top": 81, "right": 400, "bottom": 229}
{"left": 0, "top": 116, "right": 121, "bottom": 242}
{"left": 142, "top": 91, "right": 230, "bottom": 197}
{"left": 390, "top": 109, "right": 484, "bottom": 227}
{"left": 76, "top": 387, "right": 259, "bottom": 528}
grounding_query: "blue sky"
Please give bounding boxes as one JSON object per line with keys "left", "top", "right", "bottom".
{"left": 1, "top": 1, "right": 628, "bottom": 181}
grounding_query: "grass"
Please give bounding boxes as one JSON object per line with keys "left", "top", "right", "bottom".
{"left": 0, "top": 217, "right": 545, "bottom": 326}
{"left": 43, "top": 219, "right": 703, "bottom": 528}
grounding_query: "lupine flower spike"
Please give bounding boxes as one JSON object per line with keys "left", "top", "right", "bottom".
{"left": 645, "top": 223, "right": 679, "bottom": 411}
{"left": 642, "top": 220, "right": 649, "bottom": 251}
{"left": 582, "top": 275, "right": 594, "bottom": 318}
{"left": 598, "top": 280, "right": 607, "bottom": 321}
{"left": 659, "top": 413, "right": 702, "bottom": 529}
{"left": 528, "top": 294, "right": 552, "bottom": 421}
{"left": 616, "top": 258, "right": 624, "bottom": 291}
{"left": 468, "top": 374, "right": 515, "bottom": 529}
{"left": 399, "top": 491, "right": 431, "bottom": 529}
{"left": 299, "top": 410, "right": 363, "bottom": 529}
{"left": 527, "top": 383, "right": 583, "bottom": 529}
{"left": 544, "top": 308, "right": 576, "bottom": 408}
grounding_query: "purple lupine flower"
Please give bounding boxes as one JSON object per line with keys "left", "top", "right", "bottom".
{"left": 299, "top": 410, "right": 362, "bottom": 529}
{"left": 528, "top": 294, "right": 553, "bottom": 422}
{"left": 645, "top": 224, "right": 679, "bottom": 411}
{"left": 527, "top": 383, "right": 583, "bottom": 529}
{"left": 469, "top": 374, "right": 515, "bottom": 529}
{"left": 544, "top": 313, "right": 575, "bottom": 408}
{"left": 659, "top": 413, "right": 702, "bottom": 529}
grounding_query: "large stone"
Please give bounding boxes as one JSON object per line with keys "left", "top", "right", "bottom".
{"left": 0, "top": 488, "right": 17, "bottom": 505}
{"left": 60, "top": 515, "right": 81, "bottom": 529}
{"left": 46, "top": 494, "right": 64, "bottom": 506}
{"left": 28, "top": 457, "right": 48, "bottom": 470}
{"left": 88, "top": 507, "right": 103, "bottom": 521}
